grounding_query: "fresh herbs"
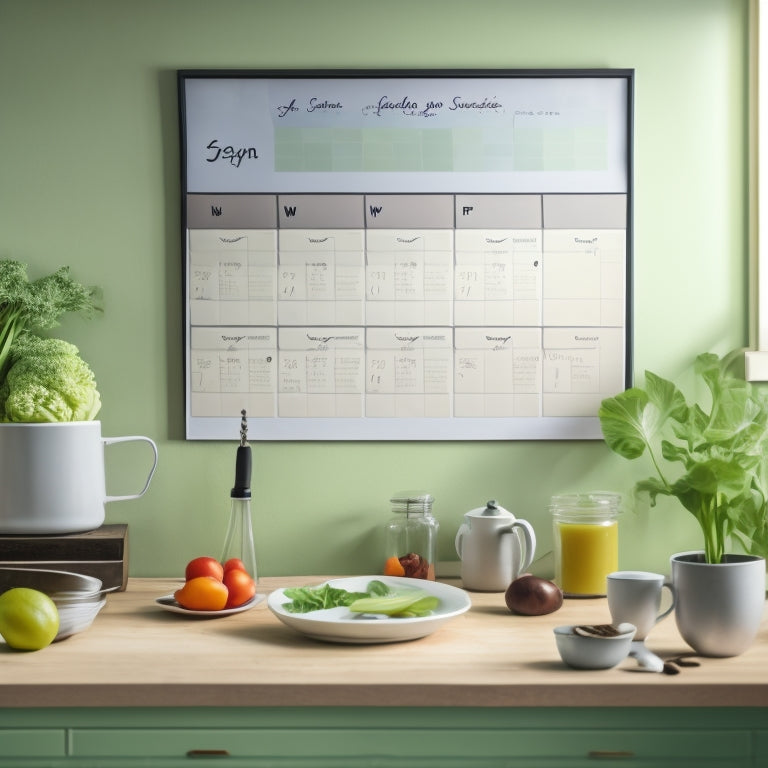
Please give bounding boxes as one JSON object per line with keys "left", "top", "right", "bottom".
{"left": 0, "top": 261, "right": 102, "bottom": 422}
{"left": 599, "top": 352, "right": 768, "bottom": 564}
{"left": 0, "top": 262, "right": 100, "bottom": 380}
{"left": 281, "top": 579, "right": 439, "bottom": 618}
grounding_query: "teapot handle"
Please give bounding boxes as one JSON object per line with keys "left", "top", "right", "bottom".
{"left": 455, "top": 524, "right": 469, "bottom": 559}
{"left": 504, "top": 519, "right": 537, "bottom": 574}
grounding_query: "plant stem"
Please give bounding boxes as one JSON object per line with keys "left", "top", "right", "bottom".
{"left": 700, "top": 497, "right": 726, "bottom": 564}
{"left": 0, "top": 306, "right": 24, "bottom": 381}
{"left": 647, "top": 444, "right": 672, "bottom": 492}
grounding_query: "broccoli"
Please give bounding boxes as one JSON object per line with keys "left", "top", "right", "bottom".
{"left": 0, "top": 334, "right": 102, "bottom": 422}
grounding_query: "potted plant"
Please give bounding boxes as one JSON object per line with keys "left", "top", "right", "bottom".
{"left": 0, "top": 260, "right": 157, "bottom": 535}
{"left": 598, "top": 351, "right": 767, "bottom": 656}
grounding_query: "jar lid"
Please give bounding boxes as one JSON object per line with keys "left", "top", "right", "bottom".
{"left": 390, "top": 491, "right": 434, "bottom": 513}
{"left": 550, "top": 491, "right": 622, "bottom": 520}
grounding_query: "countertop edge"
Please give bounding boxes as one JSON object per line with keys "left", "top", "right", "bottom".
{"left": 4, "top": 683, "right": 768, "bottom": 709}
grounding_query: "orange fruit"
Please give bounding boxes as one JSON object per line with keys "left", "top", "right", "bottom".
{"left": 174, "top": 576, "right": 228, "bottom": 611}
{"left": 383, "top": 556, "right": 405, "bottom": 577}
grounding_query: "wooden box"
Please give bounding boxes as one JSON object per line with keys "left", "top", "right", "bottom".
{"left": 0, "top": 524, "right": 129, "bottom": 591}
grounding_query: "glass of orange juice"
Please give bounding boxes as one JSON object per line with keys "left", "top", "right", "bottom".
{"left": 551, "top": 492, "right": 621, "bottom": 597}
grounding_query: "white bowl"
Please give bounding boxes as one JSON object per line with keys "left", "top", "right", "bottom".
{"left": 554, "top": 624, "right": 636, "bottom": 669}
{"left": 0, "top": 567, "right": 103, "bottom": 598}
{"left": 55, "top": 597, "right": 107, "bottom": 640}
{"left": 0, "top": 567, "right": 107, "bottom": 641}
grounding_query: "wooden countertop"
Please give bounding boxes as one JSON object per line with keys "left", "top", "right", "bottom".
{"left": 2, "top": 576, "right": 767, "bottom": 708}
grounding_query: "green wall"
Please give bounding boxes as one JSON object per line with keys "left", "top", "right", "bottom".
{"left": 0, "top": 0, "right": 750, "bottom": 578}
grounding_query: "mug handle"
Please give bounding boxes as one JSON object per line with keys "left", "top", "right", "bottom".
{"left": 656, "top": 580, "right": 676, "bottom": 624}
{"left": 505, "top": 520, "right": 537, "bottom": 575}
{"left": 103, "top": 436, "right": 159, "bottom": 503}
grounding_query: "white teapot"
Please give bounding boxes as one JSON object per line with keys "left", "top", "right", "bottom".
{"left": 455, "top": 500, "right": 537, "bottom": 592}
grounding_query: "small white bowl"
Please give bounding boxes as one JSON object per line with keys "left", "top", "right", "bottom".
{"left": 0, "top": 567, "right": 107, "bottom": 641}
{"left": 55, "top": 597, "right": 107, "bottom": 640}
{"left": 554, "top": 623, "right": 636, "bottom": 669}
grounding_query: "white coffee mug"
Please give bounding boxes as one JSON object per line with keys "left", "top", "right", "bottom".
{"left": 0, "top": 421, "right": 158, "bottom": 534}
{"left": 607, "top": 570, "right": 675, "bottom": 641}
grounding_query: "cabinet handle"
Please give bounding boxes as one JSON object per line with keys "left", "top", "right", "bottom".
{"left": 186, "top": 749, "right": 231, "bottom": 758}
{"left": 587, "top": 751, "right": 635, "bottom": 760}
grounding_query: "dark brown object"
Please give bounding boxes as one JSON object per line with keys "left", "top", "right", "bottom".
{"left": 663, "top": 654, "right": 702, "bottom": 674}
{"left": 505, "top": 574, "right": 564, "bottom": 616}
{"left": 0, "top": 524, "right": 128, "bottom": 591}
{"left": 398, "top": 552, "right": 430, "bottom": 579}
{"left": 573, "top": 624, "right": 622, "bottom": 638}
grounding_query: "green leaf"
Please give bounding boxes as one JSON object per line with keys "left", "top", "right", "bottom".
{"left": 645, "top": 370, "right": 689, "bottom": 424}
{"left": 599, "top": 372, "right": 688, "bottom": 462}
{"left": 366, "top": 580, "right": 390, "bottom": 597}
{"left": 660, "top": 439, "right": 692, "bottom": 468}
{"left": 391, "top": 596, "right": 441, "bottom": 617}
{"left": 635, "top": 476, "right": 673, "bottom": 506}
{"left": 598, "top": 388, "right": 651, "bottom": 459}
{"left": 727, "top": 487, "right": 768, "bottom": 559}
{"left": 281, "top": 584, "right": 370, "bottom": 613}
{"left": 677, "top": 460, "right": 749, "bottom": 498}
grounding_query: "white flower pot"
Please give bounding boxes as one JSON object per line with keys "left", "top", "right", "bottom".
{"left": 0, "top": 421, "right": 157, "bottom": 534}
{"left": 670, "top": 551, "right": 766, "bottom": 657}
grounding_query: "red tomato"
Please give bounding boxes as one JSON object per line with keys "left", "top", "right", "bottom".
{"left": 223, "top": 568, "right": 256, "bottom": 609}
{"left": 223, "top": 558, "right": 248, "bottom": 575}
{"left": 185, "top": 556, "right": 224, "bottom": 582}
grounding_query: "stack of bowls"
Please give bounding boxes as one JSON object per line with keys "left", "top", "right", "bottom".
{"left": 0, "top": 567, "right": 108, "bottom": 641}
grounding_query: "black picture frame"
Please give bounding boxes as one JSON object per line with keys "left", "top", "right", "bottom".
{"left": 178, "top": 69, "right": 633, "bottom": 441}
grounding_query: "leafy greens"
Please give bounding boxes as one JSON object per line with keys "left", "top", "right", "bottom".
{"left": 598, "top": 352, "right": 768, "bottom": 563}
{"left": 281, "top": 583, "right": 372, "bottom": 613}
{"left": 0, "top": 335, "right": 101, "bottom": 422}
{"left": 281, "top": 579, "right": 439, "bottom": 617}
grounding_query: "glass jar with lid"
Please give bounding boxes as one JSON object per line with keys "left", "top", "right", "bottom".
{"left": 551, "top": 492, "right": 621, "bottom": 597}
{"left": 384, "top": 492, "right": 438, "bottom": 580}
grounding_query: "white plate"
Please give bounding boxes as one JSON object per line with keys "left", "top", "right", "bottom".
{"left": 267, "top": 576, "right": 471, "bottom": 644}
{"left": 155, "top": 593, "right": 265, "bottom": 617}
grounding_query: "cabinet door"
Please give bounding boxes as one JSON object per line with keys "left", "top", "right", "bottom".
{"left": 0, "top": 729, "right": 66, "bottom": 759}
{"left": 69, "top": 726, "right": 752, "bottom": 766}
{"left": 754, "top": 731, "right": 768, "bottom": 767}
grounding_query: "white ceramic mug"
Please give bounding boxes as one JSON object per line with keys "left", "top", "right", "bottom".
{"left": 607, "top": 571, "right": 675, "bottom": 641}
{"left": 0, "top": 421, "right": 158, "bottom": 534}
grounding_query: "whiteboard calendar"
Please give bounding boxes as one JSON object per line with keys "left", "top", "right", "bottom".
{"left": 178, "top": 70, "right": 634, "bottom": 440}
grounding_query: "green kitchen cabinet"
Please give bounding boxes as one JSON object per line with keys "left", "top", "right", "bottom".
{"left": 0, "top": 707, "right": 765, "bottom": 767}
{"left": 0, "top": 728, "right": 67, "bottom": 760}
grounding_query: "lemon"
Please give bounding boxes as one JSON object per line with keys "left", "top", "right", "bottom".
{"left": 0, "top": 587, "right": 60, "bottom": 650}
